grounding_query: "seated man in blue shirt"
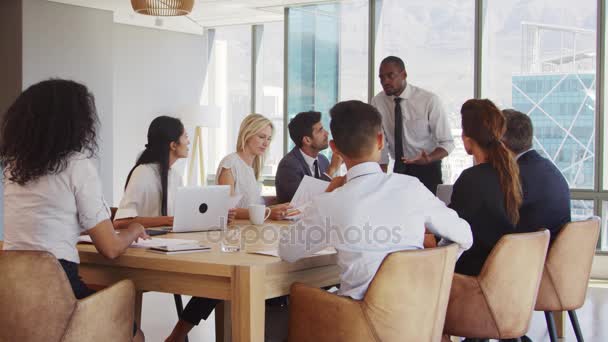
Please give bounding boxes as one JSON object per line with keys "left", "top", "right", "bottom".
{"left": 275, "top": 111, "right": 342, "bottom": 203}
{"left": 279, "top": 100, "right": 472, "bottom": 300}
{"left": 502, "top": 109, "right": 571, "bottom": 240}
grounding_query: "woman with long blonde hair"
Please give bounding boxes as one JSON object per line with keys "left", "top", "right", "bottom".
{"left": 216, "top": 113, "right": 289, "bottom": 220}
{"left": 165, "top": 114, "right": 289, "bottom": 342}
{"left": 449, "top": 99, "right": 522, "bottom": 276}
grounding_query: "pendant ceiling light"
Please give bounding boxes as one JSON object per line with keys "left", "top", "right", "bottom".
{"left": 131, "top": 0, "right": 194, "bottom": 16}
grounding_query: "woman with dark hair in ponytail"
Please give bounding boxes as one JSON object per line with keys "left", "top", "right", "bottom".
{"left": 449, "top": 99, "right": 522, "bottom": 276}
{"left": 115, "top": 116, "right": 233, "bottom": 341}
{"left": 114, "top": 116, "right": 190, "bottom": 228}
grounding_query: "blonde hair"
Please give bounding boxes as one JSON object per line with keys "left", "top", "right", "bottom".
{"left": 236, "top": 113, "right": 274, "bottom": 179}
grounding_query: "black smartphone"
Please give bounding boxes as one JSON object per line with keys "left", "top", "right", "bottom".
{"left": 145, "top": 229, "right": 169, "bottom": 236}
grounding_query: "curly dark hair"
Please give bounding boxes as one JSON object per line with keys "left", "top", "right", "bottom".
{"left": 0, "top": 79, "right": 99, "bottom": 185}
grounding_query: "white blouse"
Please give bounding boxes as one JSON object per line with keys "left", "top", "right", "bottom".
{"left": 216, "top": 153, "right": 264, "bottom": 208}
{"left": 3, "top": 152, "right": 110, "bottom": 264}
{"left": 115, "top": 163, "right": 183, "bottom": 220}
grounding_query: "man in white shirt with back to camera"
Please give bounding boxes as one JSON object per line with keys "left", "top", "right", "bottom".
{"left": 371, "top": 56, "right": 454, "bottom": 194}
{"left": 279, "top": 100, "right": 472, "bottom": 300}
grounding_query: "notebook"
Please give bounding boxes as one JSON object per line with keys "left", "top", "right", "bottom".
{"left": 148, "top": 244, "right": 211, "bottom": 255}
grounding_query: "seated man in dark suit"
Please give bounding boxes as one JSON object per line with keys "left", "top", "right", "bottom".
{"left": 275, "top": 111, "right": 342, "bottom": 203}
{"left": 503, "top": 109, "right": 571, "bottom": 240}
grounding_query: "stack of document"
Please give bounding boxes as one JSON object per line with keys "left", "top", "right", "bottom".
{"left": 78, "top": 235, "right": 200, "bottom": 249}
{"left": 288, "top": 176, "right": 330, "bottom": 220}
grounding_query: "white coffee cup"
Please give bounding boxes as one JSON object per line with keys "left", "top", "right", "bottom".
{"left": 249, "top": 204, "right": 271, "bottom": 225}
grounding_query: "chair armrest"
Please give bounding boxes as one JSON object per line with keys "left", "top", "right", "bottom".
{"left": 61, "top": 279, "right": 135, "bottom": 342}
{"left": 289, "top": 283, "right": 377, "bottom": 342}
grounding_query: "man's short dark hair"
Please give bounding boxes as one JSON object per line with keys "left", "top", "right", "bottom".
{"left": 380, "top": 56, "right": 405, "bottom": 71}
{"left": 502, "top": 109, "right": 533, "bottom": 154}
{"left": 288, "top": 111, "right": 322, "bottom": 148}
{"left": 329, "top": 101, "right": 382, "bottom": 159}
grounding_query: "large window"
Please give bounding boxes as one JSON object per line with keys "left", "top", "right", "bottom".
{"left": 255, "top": 22, "right": 284, "bottom": 176}
{"left": 287, "top": 1, "right": 368, "bottom": 153}
{"left": 193, "top": 0, "right": 608, "bottom": 252}
{"left": 202, "top": 26, "right": 252, "bottom": 176}
{"left": 482, "top": 0, "right": 597, "bottom": 190}
{"left": 374, "top": 0, "right": 475, "bottom": 183}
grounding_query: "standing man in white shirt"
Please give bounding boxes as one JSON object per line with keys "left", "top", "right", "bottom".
{"left": 371, "top": 56, "right": 455, "bottom": 194}
{"left": 278, "top": 100, "right": 472, "bottom": 300}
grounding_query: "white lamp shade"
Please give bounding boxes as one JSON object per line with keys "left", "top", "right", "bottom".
{"left": 180, "top": 105, "right": 221, "bottom": 128}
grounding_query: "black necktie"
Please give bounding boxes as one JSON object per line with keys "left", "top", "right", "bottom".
{"left": 313, "top": 160, "right": 320, "bottom": 179}
{"left": 393, "top": 97, "right": 404, "bottom": 173}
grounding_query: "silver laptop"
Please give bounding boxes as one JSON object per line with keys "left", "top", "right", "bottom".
{"left": 172, "top": 185, "right": 231, "bottom": 233}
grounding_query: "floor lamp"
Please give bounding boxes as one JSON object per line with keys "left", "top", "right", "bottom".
{"left": 180, "top": 105, "right": 221, "bottom": 186}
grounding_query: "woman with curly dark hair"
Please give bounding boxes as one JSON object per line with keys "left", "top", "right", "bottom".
{"left": 1, "top": 79, "right": 147, "bottom": 342}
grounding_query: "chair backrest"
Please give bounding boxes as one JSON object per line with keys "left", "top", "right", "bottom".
{"left": 362, "top": 244, "right": 459, "bottom": 341}
{"left": 0, "top": 250, "right": 77, "bottom": 342}
{"left": 478, "top": 230, "right": 550, "bottom": 337}
{"left": 536, "top": 218, "right": 600, "bottom": 311}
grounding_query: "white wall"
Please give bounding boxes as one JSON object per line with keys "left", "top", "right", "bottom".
{"left": 18, "top": 0, "right": 208, "bottom": 207}
{"left": 22, "top": 0, "right": 114, "bottom": 201}
{"left": 112, "top": 24, "right": 206, "bottom": 204}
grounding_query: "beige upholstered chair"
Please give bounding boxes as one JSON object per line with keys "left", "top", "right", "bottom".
{"left": 288, "top": 244, "right": 459, "bottom": 342}
{"left": 535, "top": 218, "right": 600, "bottom": 342}
{"left": 443, "top": 230, "right": 550, "bottom": 342}
{"left": 0, "top": 250, "right": 135, "bottom": 342}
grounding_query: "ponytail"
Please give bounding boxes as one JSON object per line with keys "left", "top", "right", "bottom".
{"left": 487, "top": 140, "right": 522, "bottom": 224}
{"left": 461, "top": 99, "right": 522, "bottom": 224}
{"left": 124, "top": 116, "right": 184, "bottom": 217}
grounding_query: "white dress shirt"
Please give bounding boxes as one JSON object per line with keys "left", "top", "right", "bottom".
{"left": 3, "top": 152, "right": 110, "bottom": 263}
{"left": 371, "top": 83, "right": 455, "bottom": 163}
{"left": 115, "top": 163, "right": 183, "bottom": 219}
{"left": 299, "top": 149, "right": 319, "bottom": 177}
{"left": 216, "top": 153, "right": 264, "bottom": 208}
{"left": 279, "top": 162, "right": 472, "bottom": 300}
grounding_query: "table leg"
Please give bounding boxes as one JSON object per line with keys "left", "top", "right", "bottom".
{"left": 230, "top": 265, "right": 265, "bottom": 342}
{"left": 134, "top": 290, "right": 143, "bottom": 327}
{"left": 215, "top": 301, "right": 231, "bottom": 342}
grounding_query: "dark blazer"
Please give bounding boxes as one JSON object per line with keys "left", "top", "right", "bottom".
{"left": 449, "top": 163, "right": 516, "bottom": 276}
{"left": 516, "top": 150, "right": 571, "bottom": 240}
{"left": 275, "top": 147, "right": 331, "bottom": 203}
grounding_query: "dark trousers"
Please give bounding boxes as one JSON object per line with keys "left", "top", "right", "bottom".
{"left": 394, "top": 160, "right": 443, "bottom": 194}
{"left": 59, "top": 259, "right": 137, "bottom": 336}
{"left": 182, "top": 297, "right": 220, "bottom": 325}
{"left": 59, "top": 259, "right": 97, "bottom": 299}
{"left": 181, "top": 296, "right": 290, "bottom": 326}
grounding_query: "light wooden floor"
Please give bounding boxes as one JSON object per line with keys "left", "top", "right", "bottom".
{"left": 140, "top": 283, "right": 608, "bottom": 341}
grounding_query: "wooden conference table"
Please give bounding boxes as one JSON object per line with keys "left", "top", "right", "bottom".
{"left": 78, "top": 219, "right": 341, "bottom": 342}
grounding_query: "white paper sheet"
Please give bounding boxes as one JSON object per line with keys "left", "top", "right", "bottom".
{"left": 78, "top": 235, "right": 200, "bottom": 249}
{"left": 289, "top": 175, "right": 329, "bottom": 212}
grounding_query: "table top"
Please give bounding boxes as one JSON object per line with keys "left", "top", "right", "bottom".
{"left": 75, "top": 219, "right": 337, "bottom": 277}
